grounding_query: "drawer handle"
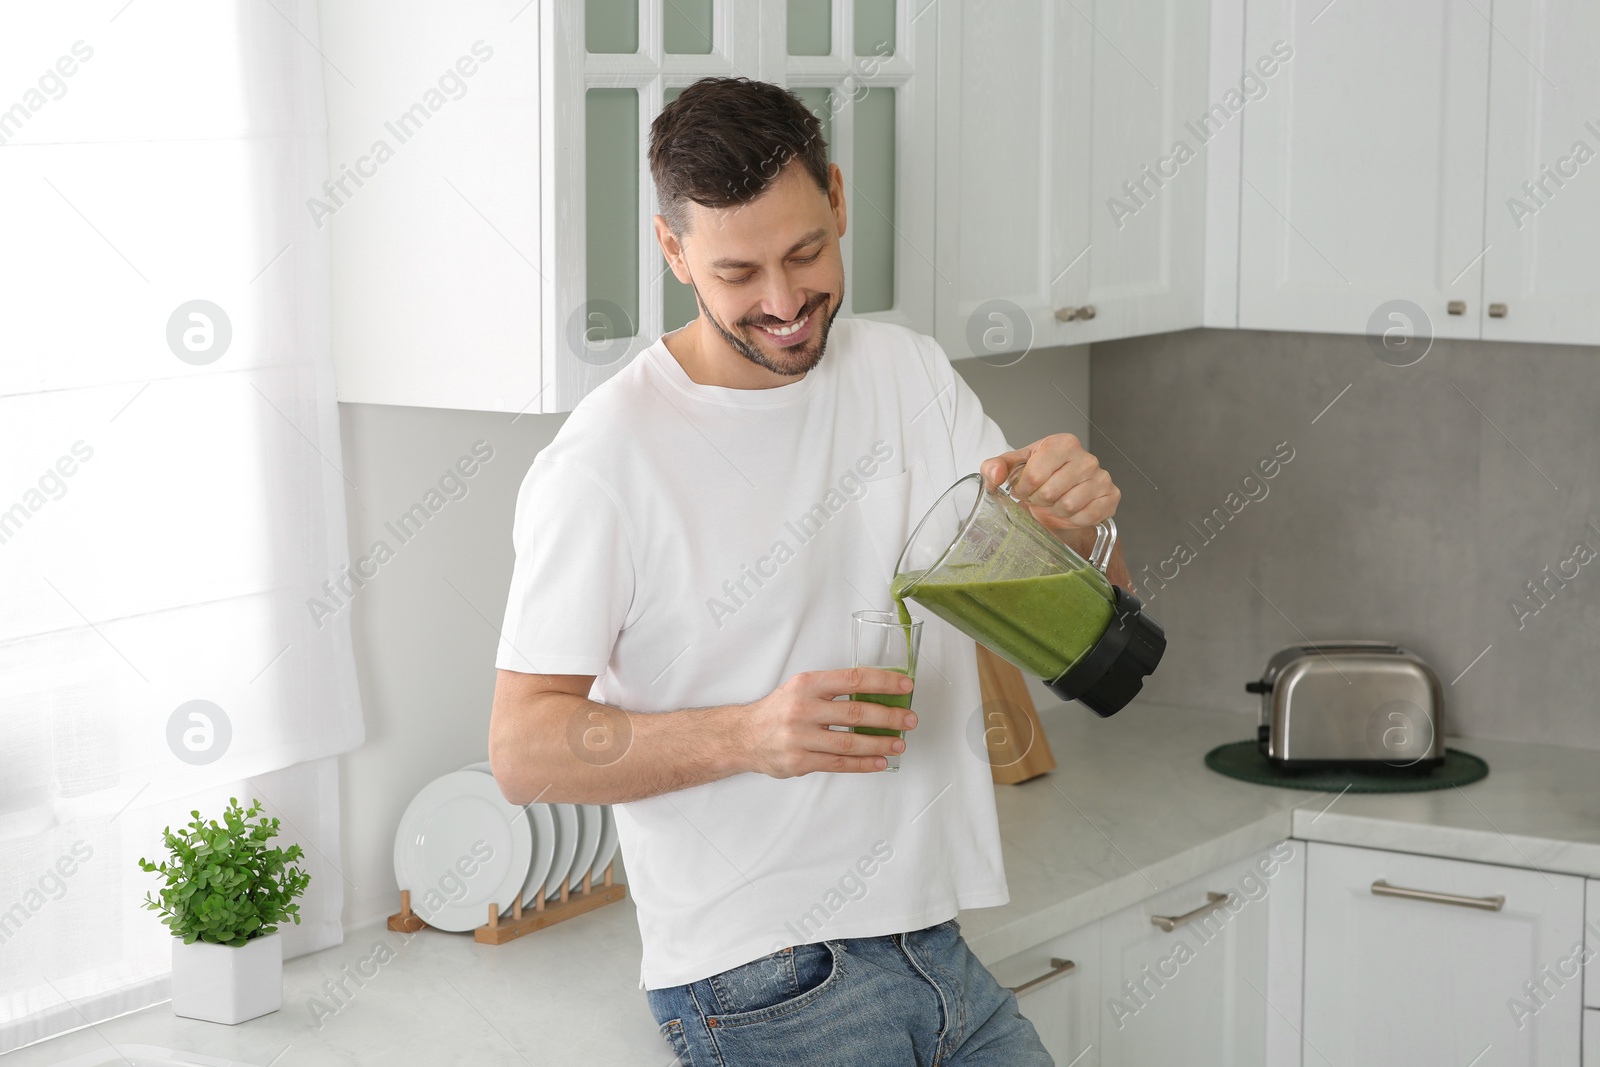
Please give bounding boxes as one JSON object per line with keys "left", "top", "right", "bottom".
{"left": 1371, "top": 879, "right": 1505, "bottom": 911}
{"left": 1150, "top": 891, "right": 1230, "bottom": 933}
{"left": 1009, "top": 957, "right": 1077, "bottom": 996}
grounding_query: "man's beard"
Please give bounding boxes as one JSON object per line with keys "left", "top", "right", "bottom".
{"left": 690, "top": 282, "right": 843, "bottom": 378}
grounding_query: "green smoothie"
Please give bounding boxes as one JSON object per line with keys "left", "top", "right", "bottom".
{"left": 892, "top": 563, "right": 1114, "bottom": 680}
{"left": 851, "top": 665, "right": 911, "bottom": 738}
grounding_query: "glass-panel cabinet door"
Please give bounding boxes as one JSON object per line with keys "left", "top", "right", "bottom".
{"left": 761, "top": 0, "right": 935, "bottom": 334}
{"left": 540, "top": 0, "right": 755, "bottom": 412}
{"left": 541, "top": 0, "right": 930, "bottom": 412}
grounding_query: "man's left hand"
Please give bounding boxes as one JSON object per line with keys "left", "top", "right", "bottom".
{"left": 980, "top": 433, "right": 1120, "bottom": 532}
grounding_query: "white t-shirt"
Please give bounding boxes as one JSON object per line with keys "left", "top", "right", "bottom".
{"left": 497, "top": 316, "right": 1013, "bottom": 990}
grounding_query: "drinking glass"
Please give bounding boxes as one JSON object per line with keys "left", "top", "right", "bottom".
{"left": 850, "top": 609, "right": 922, "bottom": 772}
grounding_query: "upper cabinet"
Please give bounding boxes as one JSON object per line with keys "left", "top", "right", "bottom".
{"left": 933, "top": 0, "right": 1210, "bottom": 362}
{"left": 1236, "top": 0, "right": 1600, "bottom": 345}
{"left": 1480, "top": 0, "right": 1600, "bottom": 345}
{"left": 1237, "top": 0, "right": 1491, "bottom": 340}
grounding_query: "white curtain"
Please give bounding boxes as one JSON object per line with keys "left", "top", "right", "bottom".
{"left": 0, "top": 0, "right": 363, "bottom": 1051}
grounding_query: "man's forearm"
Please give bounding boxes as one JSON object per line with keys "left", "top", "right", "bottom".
{"left": 491, "top": 693, "right": 750, "bottom": 806}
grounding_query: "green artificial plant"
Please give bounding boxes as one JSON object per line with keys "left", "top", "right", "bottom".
{"left": 138, "top": 797, "right": 311, "bottom": 946}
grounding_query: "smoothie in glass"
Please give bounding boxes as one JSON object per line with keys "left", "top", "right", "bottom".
{"left": 850, "top": 611, "right": 920, "bottom": 772}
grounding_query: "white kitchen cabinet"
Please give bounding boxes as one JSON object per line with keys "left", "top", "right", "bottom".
{"left": 1480, "top": 0, "right": 1600, "bottom": 345}
{"left": 320, "top": 1, "right": 545, "bottom": 413}
{"left": 993, "top": 921, "right": 1101, "bottom": 1066}
{"left": 326, "top": 0, "right": 937, "bottom": 414}
{"left": 1097, "top": 852, "right": 1274, "bottom": 1067}
{"left": 1585, "top": 1012, "right": 1600, "bottom": 1067}
{"left": 1238, "top": 0, "right": 1491, "bottom": 341}
{"left": 932, "top": 0, "right": 1208, "bottom": 363}
{"left": 1302, "top": 842, "right": 1584, "bottom": 1067}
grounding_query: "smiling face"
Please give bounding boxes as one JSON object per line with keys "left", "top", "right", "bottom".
{"left": 655, "top": 160, "right": 849, "bottom": 380}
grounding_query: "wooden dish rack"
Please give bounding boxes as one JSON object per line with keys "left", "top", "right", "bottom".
{"left": 387, "top": 861, "right": 626, "bottom": 945}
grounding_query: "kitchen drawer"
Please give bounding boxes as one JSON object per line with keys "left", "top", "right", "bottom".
{"left": 991, "top": 921, "right": 1100, "bottom": 1067}
{"left": 1586, "top": 1010, "right": 1600, "bottom": 1067}
{"left": 1304, "top": 842, "right": 1583, "bottom": 1066}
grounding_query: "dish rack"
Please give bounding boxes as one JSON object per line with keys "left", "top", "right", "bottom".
{"left": 387, "top": 861, "right": 626, "bottom": 945}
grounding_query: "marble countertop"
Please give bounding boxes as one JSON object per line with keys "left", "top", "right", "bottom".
{"left": 16, "top": 693, "right": 1599, "bottom": 1066}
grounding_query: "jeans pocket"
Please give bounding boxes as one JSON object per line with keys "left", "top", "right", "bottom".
{"left": 703, "top": 941, "right": 842, "bottom": 1026}
{"left": 657, "top": 1018, "right": 692, "bottom": 1065}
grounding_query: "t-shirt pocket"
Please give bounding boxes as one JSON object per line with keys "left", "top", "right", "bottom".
{"left": 855, "top": 465, "right": 919, "bottom": 580}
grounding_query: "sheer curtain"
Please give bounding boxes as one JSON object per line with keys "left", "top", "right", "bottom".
{"left": 0, "top": 0, "right": 363, "bottom": 1051}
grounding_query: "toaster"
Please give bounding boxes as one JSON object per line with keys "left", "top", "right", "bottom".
{"left": 1247, "top": 642, "right": 1445, "bottom": 771}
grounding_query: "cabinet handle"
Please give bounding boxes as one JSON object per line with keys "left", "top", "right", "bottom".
{"left": 1009, "top": 957, "right": 1077, "bottom": 996}
{"left": 1053, "top": 305, "right": 1098, "bottom": 323}
{"left": 1488, "top": 303, "right": 1509, "bottom": 318}
{"left": 1077, "top": 304, "right": 1096, "bottom": 320}
{"left": 1370, "top": 879, "right": 1505, "bottom": 911}
{"left": 1447, "top": 300, "right": 1466, "bottom": 315}
{"left": 1149, "top": 891, "right": 1230, "bottom": 933}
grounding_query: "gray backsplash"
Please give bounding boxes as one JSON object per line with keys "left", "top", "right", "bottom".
{"left": 1091, "top": 328, "right": 1600, "bottom": 749}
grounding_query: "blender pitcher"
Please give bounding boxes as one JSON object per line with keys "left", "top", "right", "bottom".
{"left": 891, "top": 467, "right": 1166, "bottom": 717}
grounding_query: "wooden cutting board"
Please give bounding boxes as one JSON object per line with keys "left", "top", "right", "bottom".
{"left": 974, "top": 644, "right": 1056, "bottom": 783}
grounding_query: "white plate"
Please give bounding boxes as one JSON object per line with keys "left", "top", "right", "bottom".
{"left": 457, "top": 762, "right": 556, "bottom": 907}
{"left": 568, "top": 804, "right": 603, "bottom": 890}
{"left": 393, "top": 771, "right": 532, "bottom": 933}
{"left": 520, "top": 803, "right": 557, "bottom": 906}
{"left": 542, "top": 803, "right": 580, "bottom": 900}
{"left": 589, "top": 805, "right": 619, "bottom": 882}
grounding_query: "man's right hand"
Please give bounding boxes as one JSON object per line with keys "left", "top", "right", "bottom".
{"left": 739, "top": 668, "right": 917, "bottom": 778}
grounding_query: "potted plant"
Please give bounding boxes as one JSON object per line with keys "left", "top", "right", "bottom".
{"left": 139, "top": 797, "right": 311, "bottom": 1024}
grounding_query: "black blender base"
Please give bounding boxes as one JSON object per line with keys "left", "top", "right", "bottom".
{"left": 1045, "top": 586, "right": 1167, "bottom": 718}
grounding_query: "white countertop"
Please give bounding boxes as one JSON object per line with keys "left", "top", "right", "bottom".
{"left": 16, "top": 694, "right": 1600, "bottom": 1066}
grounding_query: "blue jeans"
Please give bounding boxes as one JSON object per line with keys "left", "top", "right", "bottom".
{"left": 645, "top": 918, "right": 1054, "bottom": 1066}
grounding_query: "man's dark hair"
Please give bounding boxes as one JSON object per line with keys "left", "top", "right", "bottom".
{"left": 649, "top": 77, "right": 830, "bottom": 234}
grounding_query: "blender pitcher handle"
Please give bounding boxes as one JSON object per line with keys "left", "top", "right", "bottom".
{"left": 1089, "top": 517, "right": 1118, "bottom": 575}
{"left": 998, "top": 462, "right": 1118, "bottom": 575}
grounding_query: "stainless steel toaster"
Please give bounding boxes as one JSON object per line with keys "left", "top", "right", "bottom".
{"left": 1247, "top": 642, "right": 1445, "bottom": 771}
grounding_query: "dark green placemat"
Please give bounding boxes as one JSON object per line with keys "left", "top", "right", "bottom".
{"left": 1204, "top": 740, "right": 1488, "bottom": 793}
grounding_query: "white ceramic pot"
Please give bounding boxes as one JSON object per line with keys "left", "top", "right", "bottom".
{"left": 170, "top": 932, "right": 282, "bottom": 1024}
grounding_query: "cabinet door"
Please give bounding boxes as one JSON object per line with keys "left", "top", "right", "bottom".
{"left": 933, "top": 0, "right": 1087, "bottom": 362}
{"left": 1480, "top": 0, "right": 1600, "bottom": 345}
{"left": 758, "top": 0, "right": 938, "bottom": 337}
{"left": 1098, "top": 853, "right": 1273, "bottom": 1067}
{"left": 1302, "top": 842, "right": 1584, "bottom": 1067}
{"left": 1066, "top": 0, "right": 1209, "bottom": 346}
{"left": 933, "top": 0, "right": 1207, "bottom": 362}
{"left": 1585, "top": 1011, "right": 1600, "bottom": 1067}
{"left": 992, "top": 921, "right": 1101, "bottom": 1067}
{"left": 1239, "top": 0, "right": 1491, "bottom": 340}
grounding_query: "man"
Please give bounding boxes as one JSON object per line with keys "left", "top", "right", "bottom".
{"left": 490, "top": 77, "right": 1129, "bottom": 1066}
